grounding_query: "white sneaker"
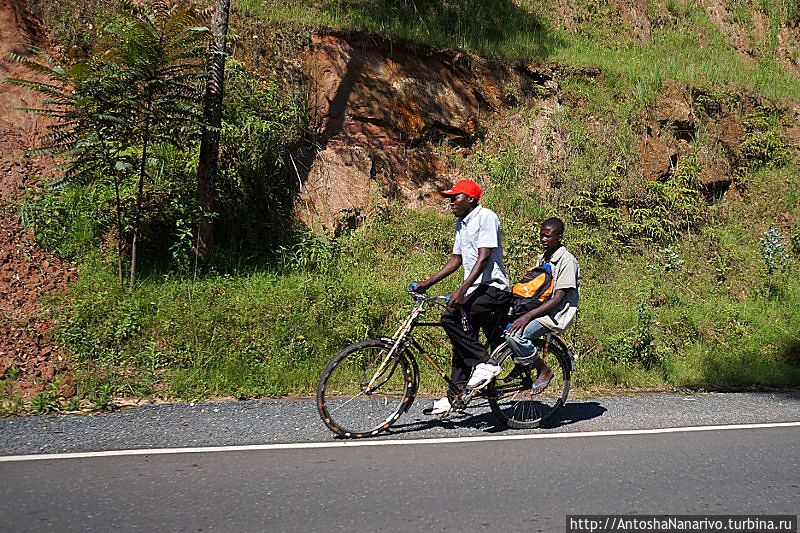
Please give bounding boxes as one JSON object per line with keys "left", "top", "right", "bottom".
{"left": 467, "top": 361, "right": 502, "bottom": 390}
{"left": 423, "top": 397, "right": 452, "bottom": 416}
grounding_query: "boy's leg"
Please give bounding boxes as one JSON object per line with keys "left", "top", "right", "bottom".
{"left": 530, "top": 356, "right": 555, "bottom": 394}
{"left": 505, "top": 319, "right": 549, "bottom": 364}
{"left": 504, "top": 319, "right": 555, "bottom": 393}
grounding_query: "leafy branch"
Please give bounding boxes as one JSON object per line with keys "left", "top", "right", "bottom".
{"left": 6, "top": 0, "right": 209, "bottom": 288}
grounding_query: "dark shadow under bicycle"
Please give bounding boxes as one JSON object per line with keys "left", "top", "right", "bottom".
{"left": 537, "top": 401, "right": 607, "bottom": 429}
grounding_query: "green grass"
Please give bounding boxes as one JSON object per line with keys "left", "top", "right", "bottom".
{"left": 48, "top": 161, "right": 800, "bottom": 404}
{"left": 234, "top": 0, "right": 559, "bottom": 60}
{"left": 41, "top": 1, "right": 800, "bottom": 103}
{"left": 553, "top": 5, "right": 800, "bottom": 102}
{"left": 234, "top": 0, "right": 800, "bottom": 103}
{"left": 18, "top": 0, "right": 800, "bottom": 410}
{"left": 53, "top": 209, "right": 466, "bottom": 401}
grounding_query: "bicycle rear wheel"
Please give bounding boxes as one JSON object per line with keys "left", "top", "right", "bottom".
{"left": 317, "top": 339, "right": 413, "bottom": 438}
{"left": 488, "top": 339, "right": 570, "bottom": 429}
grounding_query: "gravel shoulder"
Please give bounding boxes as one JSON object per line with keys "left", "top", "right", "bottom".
{"left": 2, "top": 390, "right": 800, "bottom": 456}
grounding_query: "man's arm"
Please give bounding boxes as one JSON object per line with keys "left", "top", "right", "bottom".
{"left": 449, "top": 246, "right": 493, "bottom": 306}
{"left": 413, "top": 254, "right": 462, "bottom": 293}
{"left": 506, "top": 288, "right": 567, "bottom": 335}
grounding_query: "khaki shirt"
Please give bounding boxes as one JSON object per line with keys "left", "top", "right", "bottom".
{"left": 534, "top": 245, "right": 579, "bottom": 333}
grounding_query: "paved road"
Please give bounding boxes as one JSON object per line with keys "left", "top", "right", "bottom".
{"left": 1, "top": 392, "right": 799, "bottom": 532}
{"left": 1, "top": 391, "right": 800, "bottom": 455}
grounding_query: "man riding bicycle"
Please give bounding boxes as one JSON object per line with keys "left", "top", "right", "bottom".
{"left": 412, "top": 179, "right": 512, "bottom": 416}
{"left": 316, "top": 190, "right": 576, "bottom": 437}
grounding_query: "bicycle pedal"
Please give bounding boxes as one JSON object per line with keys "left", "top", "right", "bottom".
{"left": 442, "top": 407, "right": 466, "bottom": 418}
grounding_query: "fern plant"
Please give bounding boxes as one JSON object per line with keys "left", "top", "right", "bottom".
{"left": 7, "top": 0, "right": 209, "bottom": 288}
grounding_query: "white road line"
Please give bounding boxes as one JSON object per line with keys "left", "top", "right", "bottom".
{"left": 2, "top": 421, "right": 799, "bottom": 463}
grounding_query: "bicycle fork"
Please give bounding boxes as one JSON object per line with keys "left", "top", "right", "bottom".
{"left": 365, "top": 302, "right": 424, "bottom": 390}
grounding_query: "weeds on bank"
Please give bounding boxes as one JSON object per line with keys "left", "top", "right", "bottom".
{"left": 43, "top": 159, "right": 800, "bottom": 404}
{"left": 14, "top": 0, "right": 800, "bottom": 410}
{"left": 53, "top": 216, "right": 460, "bottom": 401}
{"left": 0, "top": 367, "right": 24, "bottom": 416}
{"left": 1, "top": 375, "right": 85, "bottom": 416}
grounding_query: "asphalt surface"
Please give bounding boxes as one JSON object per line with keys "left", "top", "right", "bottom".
{"left": 1, "top": 390, "right": 800, "bottom": 455}
{"left": 1, "top": 391, "right": 799, "bottom": 532}
{"left": 1, "top": 419, "right": 798, "bottom": 532}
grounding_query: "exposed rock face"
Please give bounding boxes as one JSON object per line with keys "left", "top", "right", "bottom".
{"left": 638, "top": 82, "right": 794, "bottom": 201}
{"left": 298, "top": 30, "right": 557, "bottom": 232}
{"left": 298, "top": 143, "right": 378, "bottom": 234}
{"left": 299, "top": 28, "right": 799, "bottom": 228}
{"left": 641, "top": 86, "right": 697, "bottom": 182}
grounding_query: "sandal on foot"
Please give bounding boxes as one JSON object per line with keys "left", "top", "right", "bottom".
{"left": 531, "top": 371, "right": 554, "bottom": 395}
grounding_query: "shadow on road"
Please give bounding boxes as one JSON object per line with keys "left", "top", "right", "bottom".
{"left": 374, "top": 400, "right": 608, "bottom": 438}
{"left": 386, "top": 410, "right": 502, "bottom": 437}
{"left": 540, "top": 401, "right": 607, "bottom": 429}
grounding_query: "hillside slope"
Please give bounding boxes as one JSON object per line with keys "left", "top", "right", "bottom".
{"left": 1, "top": 0, "right": 798, "bottom": 412}
{"left": 0, "top": 0, "right": 74, "bottom": 403}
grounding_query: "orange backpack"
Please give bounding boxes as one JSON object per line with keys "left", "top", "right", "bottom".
{"left": 511, "top": 263, "right": 554, "bottom": 316}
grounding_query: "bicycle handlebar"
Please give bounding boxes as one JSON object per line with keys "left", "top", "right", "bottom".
{"left": 407, "top": 284, "right": 451, "bottom": 306}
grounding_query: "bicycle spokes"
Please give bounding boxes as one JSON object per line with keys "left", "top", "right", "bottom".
{"left": 317, "top": 340, "right": 413, "bottom": 438}
{"left": 488, "top": 341, "right": 570, "bottom": 428}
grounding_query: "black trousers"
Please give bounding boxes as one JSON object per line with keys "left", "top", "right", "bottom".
{"left": 440, "top": 285, "right": 512, "bottom": 400}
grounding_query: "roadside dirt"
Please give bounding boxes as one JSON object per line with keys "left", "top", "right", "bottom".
{"left": 0, "top": 0, "right": 75, "bottom": 401}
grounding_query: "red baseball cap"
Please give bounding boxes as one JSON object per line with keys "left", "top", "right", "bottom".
{"left": 440, "top": 179, "right": 482, "bottom": 199}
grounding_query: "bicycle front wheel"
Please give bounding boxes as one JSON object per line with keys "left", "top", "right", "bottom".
{"left": 317, "top": 339, "right": 413, "bottom": 438}
{"left": 488, "top": 339, "right": 570, "bottom": 429}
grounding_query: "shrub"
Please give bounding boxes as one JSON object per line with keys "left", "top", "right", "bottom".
{"left": 20, "top": 184, "right": 113, "bottom": 259}
{"left": 568, "top": 155, "right": 704, "bottom": 246}
{"left": 214, "top": 62, "right": 307, "bottom": 257}
{"left": 9, "top": 0, "right": 209, "bottom": 287}
{"left": 760, "top": 226, "right": 791, "bottom": 298}
{"left": 740, "top": 107, "right": 790, "bottom": 170}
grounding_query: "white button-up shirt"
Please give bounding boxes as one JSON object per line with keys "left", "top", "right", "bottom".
{"left": 453, "top": 204, "right": 510, "bottom": 294}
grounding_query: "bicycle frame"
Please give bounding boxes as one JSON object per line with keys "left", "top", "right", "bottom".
{"left": 366, "top": 290, "right": 573, "bottom": 405}
{"left": 367, "top": 292, "right": 454, "bottom": 390}
{"left": 317, "top": 289, "right": 575, "bottom": 437}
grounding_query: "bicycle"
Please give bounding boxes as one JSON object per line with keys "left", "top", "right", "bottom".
{"left": 316, "top": 287, "right": 573, "bottom": 438}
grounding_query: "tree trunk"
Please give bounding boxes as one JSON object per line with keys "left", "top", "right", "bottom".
{"left": 130, "top": 111, "right": 151, "bottom": 289}
{"left": 195, "top": 0, "right": 231, "bottom": 261}
{"left": 100, "top": 138, "right": 126, "bottom": 290}
{"left": 113, "top": 172, "right": 125, "bottom": 290}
